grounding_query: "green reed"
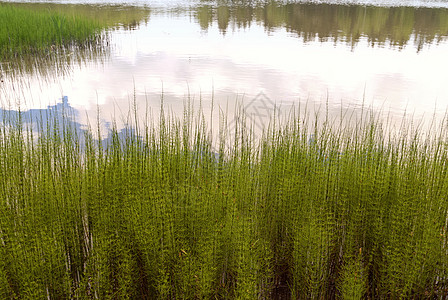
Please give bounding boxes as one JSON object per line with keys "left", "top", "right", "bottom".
{"left": 0, "top": 3, "right": 106, "bottom": 59}
{"left": 1, "top": 100, "right": 448, "bottom": 298}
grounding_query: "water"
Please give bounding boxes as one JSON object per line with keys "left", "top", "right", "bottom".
{"left": 6, "top": 0, "right": 448, "bottom": 8}
{"left": 1, "top": 0, "right": 448, "bottom": 136}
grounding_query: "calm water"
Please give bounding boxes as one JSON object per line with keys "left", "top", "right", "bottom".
{"left": 1, "top": 0, "right": 448, "bottom": 135}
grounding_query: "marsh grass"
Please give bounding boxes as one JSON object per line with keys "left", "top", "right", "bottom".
{"left": 0, "top": 3, "right": 106, "bottom": 59}
{"left": 1, "top": 99, "right": 448, "bottom": 298}
{"left": 0, "top": 2, "right": 153, "bottom": 79}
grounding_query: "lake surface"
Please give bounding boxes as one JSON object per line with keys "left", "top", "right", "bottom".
{"left": 1, "top": 0, "right": 448, "bottom": 137}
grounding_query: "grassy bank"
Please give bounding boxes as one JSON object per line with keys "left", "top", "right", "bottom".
{"left": 0, "top": 103, "right": 448, "bottom": 298}
{"left": 0, "top": 3, "right": 106, "bottom": 59}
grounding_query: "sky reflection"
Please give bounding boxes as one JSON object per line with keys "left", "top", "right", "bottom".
{"left": 1, "top": 1, "right": 447, "bottom": 136}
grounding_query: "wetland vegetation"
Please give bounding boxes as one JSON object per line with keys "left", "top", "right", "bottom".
{"left": 2, "top": 2, "right": 151, "bottom": 31}
{"left": 1, "top": 0, "right": 448, "bottom": 299}
{"left": 0, "top": 3, "right": 106, "bottom": 59}
{"left": 0, "top": 2, "right": 150, "bottom": 78}
{"left": 1, "top": 102, "right": 448, "bottom": 298}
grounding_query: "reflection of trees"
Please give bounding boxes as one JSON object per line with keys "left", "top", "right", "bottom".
{"left": 195, "top": 1, "right": 448, "bottom": 49}
{"left": 217, "top": 6, "right": 231, "bottom": 32}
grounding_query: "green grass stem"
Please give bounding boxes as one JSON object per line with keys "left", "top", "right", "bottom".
{"left": 1, "top": 99, "right": 448, "bottom": 298}
{"left": 0, "top": 3, "right": 106, "bottom": 59}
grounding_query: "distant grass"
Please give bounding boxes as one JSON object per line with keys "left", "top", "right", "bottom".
{"left": 7, "top": 2, "right": 151, "bottom": 31}
{"left": 1, "top": 100, "right": 448, "bottom": 298}
{"left": 0, "top": 3, "right": 107, "bottom": 59}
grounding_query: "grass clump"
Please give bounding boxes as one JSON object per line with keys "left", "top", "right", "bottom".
{"left": 1, "top": 99, "right": 448, "bottom": 298}
{"left": 0, "top": 3, "right": 107, "bottom": 59}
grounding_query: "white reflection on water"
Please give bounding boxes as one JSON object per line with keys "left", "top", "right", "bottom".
{"left": 1, "top": 11, "right": 448, "bottom": 135}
